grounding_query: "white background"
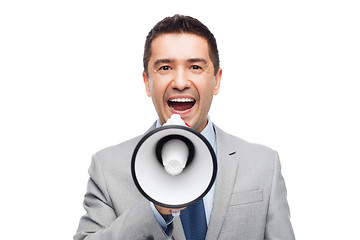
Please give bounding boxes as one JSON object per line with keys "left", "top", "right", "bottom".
{"left": 1, "top": 0, "right": 359, "bottom": 239}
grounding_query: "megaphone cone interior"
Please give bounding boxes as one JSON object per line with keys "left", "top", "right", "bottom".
{"left": 131, "top": 126, "right": 217, "bottom": 208}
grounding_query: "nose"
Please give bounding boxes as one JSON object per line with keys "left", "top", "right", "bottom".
{"left": 171, "top": 69, "right": 191, "bottom": 90}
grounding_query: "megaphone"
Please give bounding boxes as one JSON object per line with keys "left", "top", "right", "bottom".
{"left": 131, "top": 125, "right": 217, "bottom": 211}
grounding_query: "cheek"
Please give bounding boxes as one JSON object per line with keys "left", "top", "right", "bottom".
{"left": 198, "top": 81, "right": 216, "bottom": 100}
{"left": 150, "top": 82, "right": 168, "bottom": 103}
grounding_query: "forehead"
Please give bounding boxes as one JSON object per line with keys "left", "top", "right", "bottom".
{"left": 150, "top": 33, "right": 211, "bottom": 62}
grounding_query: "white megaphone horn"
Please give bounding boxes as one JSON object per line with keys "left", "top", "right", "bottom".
{"left": 131, "top": 125, "right": 217, "bottom": 215}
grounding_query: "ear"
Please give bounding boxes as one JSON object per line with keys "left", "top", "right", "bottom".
{"left": 143, "top": 71, "right": 152, "bottom": 97}
{"left": 213, "top": 67, "right": 222, "bottom": 95}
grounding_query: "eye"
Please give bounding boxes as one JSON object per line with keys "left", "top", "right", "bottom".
{"left": 159, "top": 66, "right": 172, "bottom": 71}
{"left": 191, "top": 65, "right": 201, "bottom": 70}
{"left": 190, "top": 65, "right": 203, "bottom": 72}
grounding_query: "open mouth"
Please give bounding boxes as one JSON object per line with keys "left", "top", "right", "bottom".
{"left": 168, "top": 97, "right": 195, "bottom": 112}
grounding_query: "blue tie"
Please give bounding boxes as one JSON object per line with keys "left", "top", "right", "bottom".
{"left": 180, "top": 199, "right": 207, "bottom": 240}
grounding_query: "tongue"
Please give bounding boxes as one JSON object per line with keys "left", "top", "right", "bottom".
{"left": 169, "top": 101, "right": 194, "bottom": 111}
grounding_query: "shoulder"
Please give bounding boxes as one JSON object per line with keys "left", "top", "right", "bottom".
{"left": 96, "top": 136, "right": 141, "bottom": 158}
{"left": 92, "top": 123, "right": 157, "bottom": 166}
{"left": 214, "top": 125, "right": 278, "bottom": 167}
{"left": 90, "top": 135, "right": 143, "bottom": 173}
{"left": 215, "top": 125, "right": 276, "bottom": 153}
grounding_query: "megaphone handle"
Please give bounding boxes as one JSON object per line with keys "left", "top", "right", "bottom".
{"left": 171, "top": 209, "right": 181, "bottom": 217}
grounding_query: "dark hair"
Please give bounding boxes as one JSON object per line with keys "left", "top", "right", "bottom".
{"left": 143, "top": 14, "right": 220, "bottom": 76}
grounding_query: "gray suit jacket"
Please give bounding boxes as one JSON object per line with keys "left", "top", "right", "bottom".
{"left": 74, "top": 124, "right": 295, "bottom": 240}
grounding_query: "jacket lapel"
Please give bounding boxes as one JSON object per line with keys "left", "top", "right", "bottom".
{"left": 206, "top": 125, "right": 238, "bottom": 240}
{"left": 173, "top": 216, "right": 186, "bottom": 239}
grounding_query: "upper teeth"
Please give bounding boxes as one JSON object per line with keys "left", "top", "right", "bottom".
{"left": 170, "top": 98, "right": 194, "bottom": 102}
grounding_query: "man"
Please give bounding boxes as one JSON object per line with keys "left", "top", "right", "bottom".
{"left": 74, "top": 14, "right": 295, "bottom": 240}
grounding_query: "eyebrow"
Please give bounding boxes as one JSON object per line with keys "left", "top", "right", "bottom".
{"left": 153, "top": 58, "right": 175, "bottom": 68}
{"left": 153, "top": 58, "right": 208, "bottom": 68}
{"left": 187, "top": 58, "right": 208, "bottom": 65}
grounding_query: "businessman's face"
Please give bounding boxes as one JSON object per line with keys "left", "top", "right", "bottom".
{"left": 143, "top": 33, "right": 222, "bottom": 132}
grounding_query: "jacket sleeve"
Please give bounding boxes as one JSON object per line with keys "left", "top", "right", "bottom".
{"left": 74, "top": 154, "right": 171, "bottom": 240}
{"left": 265, "top": 152, "right": 295, "bottom": 239}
